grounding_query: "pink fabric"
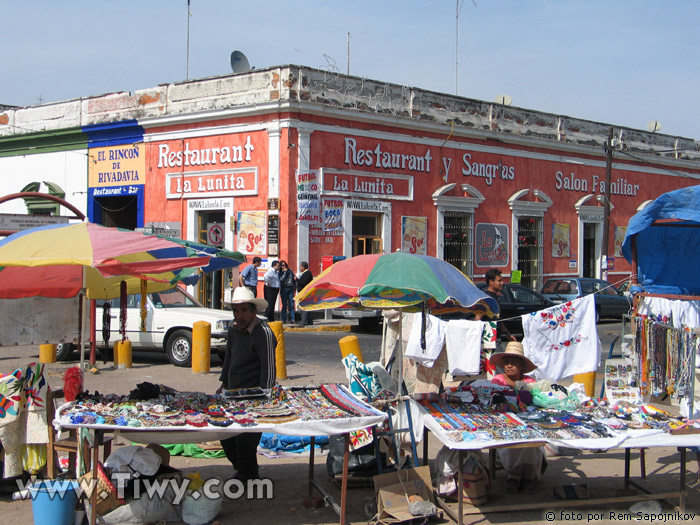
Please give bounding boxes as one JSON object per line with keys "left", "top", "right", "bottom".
{"left": 491, "top": 374, "right": 536, "bottom": 386}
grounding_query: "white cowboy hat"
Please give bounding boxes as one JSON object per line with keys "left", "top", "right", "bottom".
{"left": 229, "top": 286, "right": 268, "bottom": 311}
{"left": 489, "top": 341, "right": 537, "bottom": 374}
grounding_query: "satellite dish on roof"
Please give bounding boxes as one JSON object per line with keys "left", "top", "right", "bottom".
{"left": 646, "top": 120, "right": 662, "bottom": 133}
{"left": 494, "top": 94, "right": 512, "bottom": 106}
{"left": 230, "top": 51, "right": 251, "bottom": 73}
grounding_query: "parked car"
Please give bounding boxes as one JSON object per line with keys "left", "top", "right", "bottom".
{"left": 540, "top": 277, "right": 632, "bottom": 323}
{"left": 57, "top": 287, "right": 231, "bottom": 366}
{"left": 476, "top": 283, "right": 554, "bottom": 340}
{"left": 331, "top": 305, "right": 383, "bottom": 331}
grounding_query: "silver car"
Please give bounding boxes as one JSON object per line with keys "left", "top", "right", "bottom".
{"left": 540, "top": 278, "right": 632, "bottom": 323}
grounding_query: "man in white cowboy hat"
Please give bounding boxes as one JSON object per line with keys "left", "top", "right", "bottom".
{"left": 217, "top": 286, "right": 276, "bottom": 481}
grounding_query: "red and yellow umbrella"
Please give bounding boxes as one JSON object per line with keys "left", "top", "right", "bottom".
{"left": 0, "top": 222, "right": 209, "bottom": 299}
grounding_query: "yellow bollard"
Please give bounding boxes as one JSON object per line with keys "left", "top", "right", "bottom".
{"left": 192, "top": 321, "right": 211, "bottom": 374}
{"left": 339, "top": 335, "right": 364, "bottom": 362}
{"left": 573, "top": 371, "right": 597, "bottom": 397}
{"left": 39, "top": 344, "right": 57, "bottom": 364}
{"left": 118, "top": 339, "right": 132, "bottom": 369}
{"left": 268, "top": 321, "right": 287, "bottom": 380}
{"left": 113, "top": 341, "right": 120, "bottom": 367}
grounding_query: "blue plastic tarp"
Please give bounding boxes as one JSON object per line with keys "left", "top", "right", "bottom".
{"left": 622, "top": 185, "right": 700, "bottom": 295}
{"left": 259, "top": 433, "right": 329, "bottom": 453}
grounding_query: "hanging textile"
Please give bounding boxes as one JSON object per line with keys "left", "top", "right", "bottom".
{"left": 521, "top": 295, "right": 601, "bottom": 381}
{"left": 404, "top": 312, "right": 446, "bottom": 368}
{"left": 445, "top": 320, "right": 484, "bottom": 375}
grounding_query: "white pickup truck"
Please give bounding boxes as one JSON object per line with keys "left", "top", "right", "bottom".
{"left": 57, "top": 287, "right": 231, "bottom": 366}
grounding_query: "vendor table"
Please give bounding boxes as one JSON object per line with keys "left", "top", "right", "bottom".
{"left": 54, "top": 385, "right": 387, "bottom": 525}
{"left": 419, "top": 405, "right": 700, "bottom": 525}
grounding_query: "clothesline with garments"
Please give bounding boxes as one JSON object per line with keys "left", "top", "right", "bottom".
{"left": 489, "top": 275, "right": 635, "bottom": 327}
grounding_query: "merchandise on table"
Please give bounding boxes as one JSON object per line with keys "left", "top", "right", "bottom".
{"left": 57, "top": 384, "right": 381, "bottom": 430}
{"left": 415, "top": 383, "right": 686, "bottom": 444}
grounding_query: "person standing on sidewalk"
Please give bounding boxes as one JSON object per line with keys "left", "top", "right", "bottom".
{"left": 217, "top": 287, "right": 276, "bottom": 481}
{"left": 480, "top": 268, "right": 517, "bottom": 349}
{"left": 278, "top": 260, "right": 297, "bottom": 324}
{"left": 296, "top": 261, "right": 314, "bottom": 326}
{"left": 239, "top": 256, "right": 262, "bottom": 297}
{"left": 263, "top": 260, "right": 280, "bottom": 322}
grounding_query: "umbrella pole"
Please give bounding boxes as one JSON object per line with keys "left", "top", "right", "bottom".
{"left": 398, "top": 310, "right": 403, "bottom": 394}
{"left": 78, "top": 290, "right": 85, "bottom": 381}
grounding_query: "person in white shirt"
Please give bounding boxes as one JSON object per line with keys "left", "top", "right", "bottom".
{"left": 262, "top": 260, "right": 280, "bottom": 322}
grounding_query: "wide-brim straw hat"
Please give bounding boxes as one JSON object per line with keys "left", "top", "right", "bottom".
{"left": 489, "top": 341, "right": 537, "bottom": 374}
{"left": 229, "top": 286, "right": 268, "bottom": 312}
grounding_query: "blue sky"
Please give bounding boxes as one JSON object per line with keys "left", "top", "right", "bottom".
{"left": 4, "top": 1, "right": 699, "bottom": 139}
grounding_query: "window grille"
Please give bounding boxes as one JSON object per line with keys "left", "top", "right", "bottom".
{"left": 443, "top": 211, "right": 473, "bottom": 279}
{"left": 516, "top": 216, "right": 543, "bottom": 290}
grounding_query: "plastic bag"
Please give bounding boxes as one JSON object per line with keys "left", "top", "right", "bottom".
{"left": 104, "top": 445, "right": 161, "bottom": 478}
{"left": 21, "top": 444, "right": 46, "bottom": 474}
{"left": 98, "top": 483, "right": 181, "bottom": 523}
{"left": 181, "top": 488, "right": 223, "bottom": 525}
{"left": 434, "top": 446, "right": 490, "bottom": 505}
{"left": 531, "top": 389, "right": 580, "bottom": 410}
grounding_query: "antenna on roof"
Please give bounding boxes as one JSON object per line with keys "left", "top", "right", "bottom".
{"left": 494, "top": 94, "right": 512, "bottom": 106}
{"left": 230, "top": 51, "right": 251, "bottom": 74}
{"left": 646, "top": 120, "right": 662, "bottom": 133}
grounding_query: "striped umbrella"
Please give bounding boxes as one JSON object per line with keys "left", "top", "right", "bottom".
{"left": 0, "top": 222, "right": 210, "bottom": 299}
{"left": 296, "top": 252, "right": 497, "bottom": 317}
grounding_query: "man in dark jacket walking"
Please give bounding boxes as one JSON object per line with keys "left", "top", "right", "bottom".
{"left": 296, "top": 261, "right": 314, "bottom": 326}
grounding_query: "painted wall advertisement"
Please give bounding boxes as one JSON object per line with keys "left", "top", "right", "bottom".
{"left": 614, "top": 226, "right": 627, "bottom": 257}
{"left": 552, "top": 223, "right": 570, "bottom": 257}
{"left": 475, "top": 223, "right": 509, "bottom": 267}
{"left": 296, "top": 169, "right": 321, "bottom": 225}
{"left": 236, "top": 211, "right": 267, "bottom": 255}
{"left": 401, "top": 216, "right": 427, "bottom": 254}
{"left": 88, "top": 143, "right": 145, "bottom": 195}
{"left": 323, "top": 197, "right": 344, "bottom": 233}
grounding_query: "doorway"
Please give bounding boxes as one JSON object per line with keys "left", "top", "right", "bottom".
{"left": 352, "top": 213, "right": 383, "bottom": 255}
{"left": 582, "top": 222, "right": 599, "bottom": 278}
{"left": 197, "top": 210, "right": 226, "bottom": 309}
{"left": 94, "top": 196, "right": 138, "bottom": 229}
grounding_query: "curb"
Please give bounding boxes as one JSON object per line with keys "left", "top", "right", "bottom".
{"left": 283, "top": 324, "right": 353, "bottom": 333}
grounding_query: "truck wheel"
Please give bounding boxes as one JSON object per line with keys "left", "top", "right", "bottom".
{"left": 56, "top": 343, "right": 75, "bottom": 361}
{"left": 166, "top": 330, "right": 192, "bottom": 367}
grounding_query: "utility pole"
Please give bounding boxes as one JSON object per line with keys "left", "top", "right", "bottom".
{"left": 601, "top": 127, "right": 614, "bottom": 281}
{"left": 186, "top": 0, "right": 191, "bottom": 80}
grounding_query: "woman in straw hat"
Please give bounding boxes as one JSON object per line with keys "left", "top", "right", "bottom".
{"left": 490, "top": 341, "right": 537, "bottom": 387}
{"left": 489, "top": 341, "right": 544, "bottom": 494}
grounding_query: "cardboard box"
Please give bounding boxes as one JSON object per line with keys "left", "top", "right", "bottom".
{"left": 373, "top": 466, "right": 437, "bottom": 524}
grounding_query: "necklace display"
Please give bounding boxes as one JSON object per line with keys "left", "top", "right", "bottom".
{"left": 632, "top": 315, "right": 698, "bottom": 404}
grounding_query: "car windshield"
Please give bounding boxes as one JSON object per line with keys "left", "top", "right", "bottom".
{"left": 510, "top": 286, "right": 543, "bottom": 304}
{"left": 99, "top": 287, "right": 204, "bottom": 309}
{"left": 151, "top": 288, "right": 203, "bottom": 308}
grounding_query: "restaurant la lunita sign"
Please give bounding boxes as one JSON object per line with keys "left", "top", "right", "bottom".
{"left": 158, "top": 134, "right": 260, "bottom": 199}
